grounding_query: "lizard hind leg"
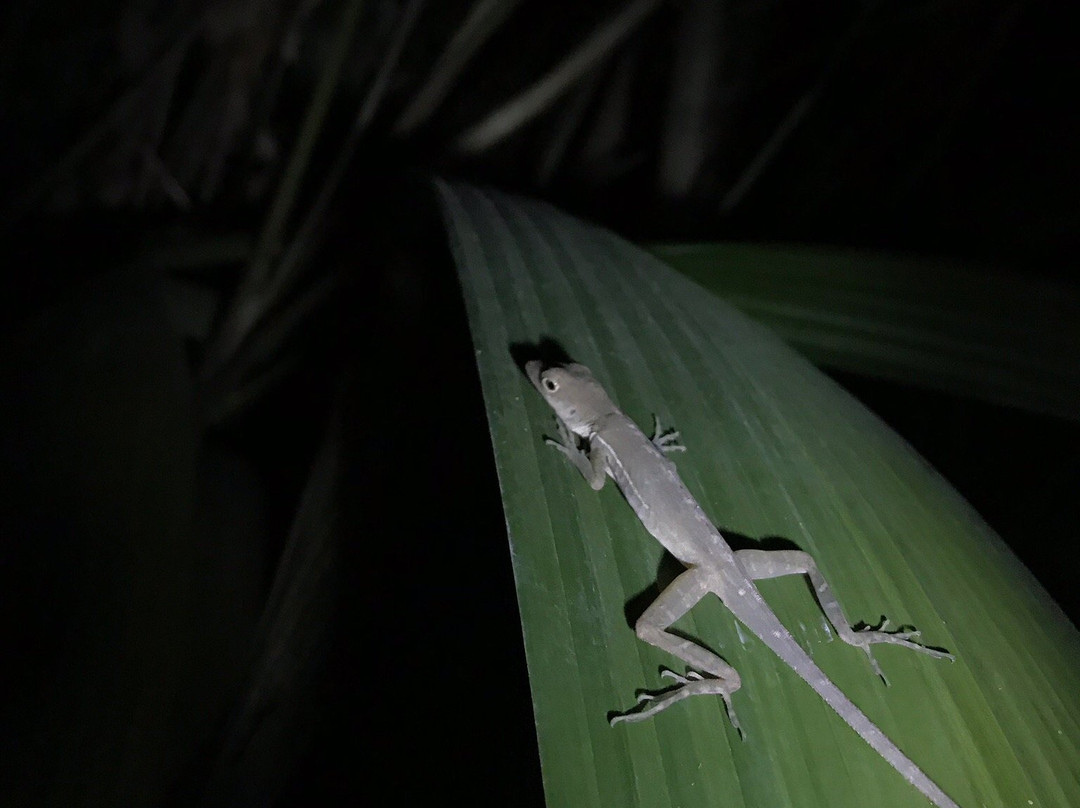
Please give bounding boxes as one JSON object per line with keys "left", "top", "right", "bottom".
{"left": 611, "top": 567, "right": 744, "bottom": 733}
{"left": 611, "top": 670, "right": 743, "bottom": 734}
{"left": 733, "top": 548, "right": 954, "bottom": 680}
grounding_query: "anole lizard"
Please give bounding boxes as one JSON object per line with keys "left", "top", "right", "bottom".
{"left": 526, "top": 361, "right": 960, "bottom": 808}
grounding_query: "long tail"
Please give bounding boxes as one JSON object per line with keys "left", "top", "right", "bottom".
{"left": 731, "top": 599, "right": 961, "bottom": 808}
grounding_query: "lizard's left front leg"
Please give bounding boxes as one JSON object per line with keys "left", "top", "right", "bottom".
{"left": 545, "top": 416, "right": 607, "bottom": 490}
{"left": 612, "top": 566, "right": 744, "bottom": 732}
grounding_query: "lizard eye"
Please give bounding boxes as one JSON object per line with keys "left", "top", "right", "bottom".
{"left": 542, "top": 377, "right": 558, "bottom": 392}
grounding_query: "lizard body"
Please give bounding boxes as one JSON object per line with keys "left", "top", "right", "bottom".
{"left": 526, "top": 361, "right": 959, "bottom": 808}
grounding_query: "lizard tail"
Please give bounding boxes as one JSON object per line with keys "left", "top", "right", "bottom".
{"left": 744, "top": 611, "right": 962, "bottom": 808}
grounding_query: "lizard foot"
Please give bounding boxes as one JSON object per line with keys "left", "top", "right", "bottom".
{"left": 544, "top": 417, "right": 594, "bottom": 480}
{"left": 848, "top": 618, "right": 955, "bottom": 683}
{"left": 544, "top": 415, "right": 579, "bottom": 456}
{"left": 854, "top": 617, "right": 955, "bottom": 659}
{"left": 610, "top": 669, "right": 742, "bottom": 735}
{"left": 649, "top": 415, "right": 687, "bottom": 454}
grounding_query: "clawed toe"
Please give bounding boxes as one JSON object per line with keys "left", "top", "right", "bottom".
{"left": 853, "top": 619, "right": 955, "bottom": 664}
{"left": 649, "top": 415, "right": 687, "bottom": 454}
{"left": 610, "top": 669, "right": 741, "bottom": 731}
{"left": 660, "top": 668, "right": 703, "bottom": 685}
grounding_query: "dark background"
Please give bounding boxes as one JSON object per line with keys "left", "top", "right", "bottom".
{"left": 1, "top": 1, "right": 1078, "bottom": 805}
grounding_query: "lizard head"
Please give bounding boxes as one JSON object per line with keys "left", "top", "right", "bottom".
{"left": 525, "top": 360, "right": 616, "bottom": 437}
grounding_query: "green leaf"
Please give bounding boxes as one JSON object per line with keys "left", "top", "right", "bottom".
{"left": 650, "top": 243, "right": 1080, "bottom": 420}
{"left": 436, "top": 181, "right": 1080, "bottom": 808}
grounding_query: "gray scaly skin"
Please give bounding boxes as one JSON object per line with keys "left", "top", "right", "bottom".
{"left": 526, "top": 361, "right": 960, "bottom": 808}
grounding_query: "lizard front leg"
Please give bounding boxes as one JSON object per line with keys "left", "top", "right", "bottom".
{"left": 544, "top": 416, "right": 608, "bottom": 490}
{"left": 612, "top": 566, "right": 744, "bottom": 733}
{"left": 735, "top": 548, "right": 954, "bottom": 680}
{"left": 649, "top": 414, "right": 686, "bottom": 454}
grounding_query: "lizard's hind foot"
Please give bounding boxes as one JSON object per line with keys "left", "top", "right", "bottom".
{"left": 610, "top": 669, "right": 742, "bottom": 735}
{"left": 854, "top": 617, "right": 955, "bottom": 660}
{"left": 849, "top": 618, "right": 955, "bottom": 683}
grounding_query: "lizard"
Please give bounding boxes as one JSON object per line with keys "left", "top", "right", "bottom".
{"left": 525, "top": 360, "right": 960, "bottom": 808}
